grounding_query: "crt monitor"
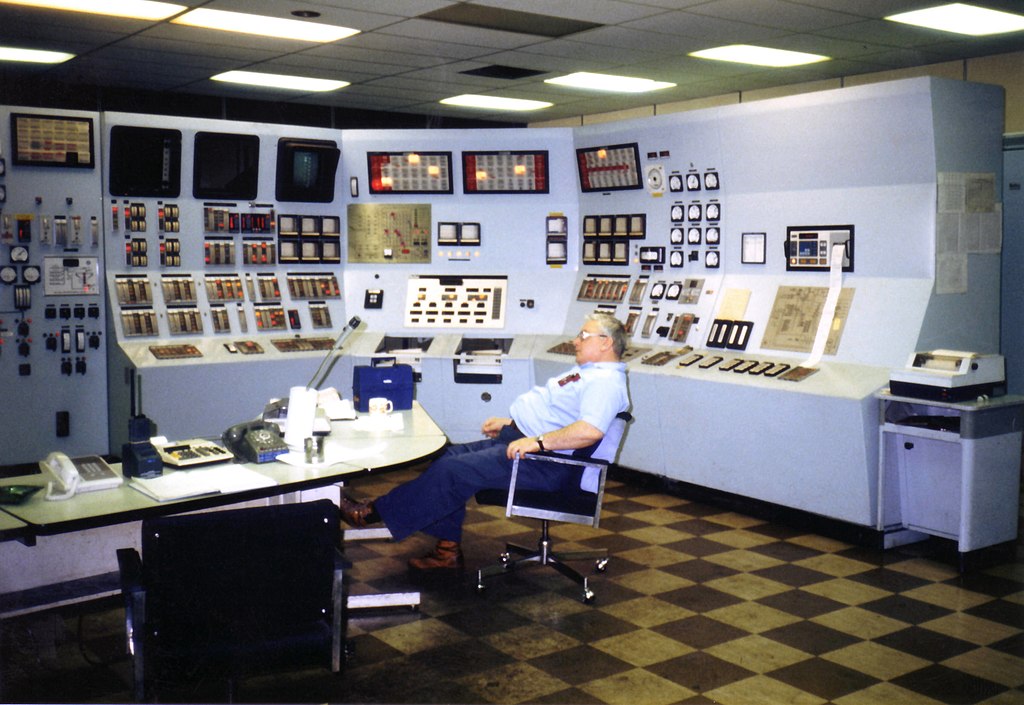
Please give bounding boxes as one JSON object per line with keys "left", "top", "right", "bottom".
{"left": 275, "top": 138, "right": 340, "bottom": 202}
{"left": 108, "top": 125, "right": 182, "bottom": 197}
{"left": 193, "top": 131, "right": 260, "bottom": 200}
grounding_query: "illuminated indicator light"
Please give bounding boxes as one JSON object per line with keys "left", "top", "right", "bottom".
{"left": 407, "top": 153, "right": 421, "bottom": 165}
{"left": 380, "top": 177, "right": 393, "bottom": 187}
{"left": 514, "top": 165, "right": 527, "bottom": 176}
{"left": 476, "top": 170, "right": 488, "bottom": 180}
{"left": 597, "top": 149, "right": 607, "bottom": 159}
{"left": 427, "top": 166, "right": 441, "bottom": 177}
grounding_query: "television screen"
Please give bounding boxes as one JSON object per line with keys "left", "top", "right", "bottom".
{"left": 275, "top": 138, "right": 340, "bottom": 202}
{"left": 193, "top": 131, "right": 259, "bottom": 200}
{"left": 109, "top": 125, "right": 182, "bottom": 197}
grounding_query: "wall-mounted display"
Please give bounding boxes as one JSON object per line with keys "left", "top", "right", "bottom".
{"left": 368, "top": 151, "right": 453, "bottom": 194}
{"left": 11, "top": 113, "right": 94, "bottom": 168}
{"left": 463, "top": 150, "right": 548, "bottom": 193}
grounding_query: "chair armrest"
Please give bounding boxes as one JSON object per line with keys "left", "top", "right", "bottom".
{"left": 116, "top": 547, "right": 143, "bottom": 594}
{"left": 520, "top": 451, "right": 610, "bottom": 468}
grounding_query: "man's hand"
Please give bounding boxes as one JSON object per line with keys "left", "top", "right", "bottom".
{"left": 506, "top": 435, "right": 542, "bottom": 460}
{"left": 481, "top": 416, "right": 513, "bottom": 438}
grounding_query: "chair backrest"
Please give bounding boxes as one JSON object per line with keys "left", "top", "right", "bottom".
{"left": 508, "top": 411, "right": 632, "bottom": 528}
{"left": 140, "top": 500, "right": 339, "bottom": 650}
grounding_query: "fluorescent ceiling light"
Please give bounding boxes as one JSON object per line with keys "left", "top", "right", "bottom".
{"left": 0, "top": 46, "right": 75, "bottom": 63}
{"left": 544, "top": 72, "right": 676, "bottom": 93}
{"left": 886, "top": 3, "right": 1024, "bottom": 36}
{"left": 690, "top": 44, "right": 830, "bottom": 67}
{"left": 173, "top": 8, "right": 359, "bottom": 42}
{"left": 0, "top": 0, "right": 185, "bottom": 20}
{"left": 440, "top": 94, "right": 553, "bottom": 111}
{"left": 211, "top": 70, "right": 349, "bottom": 93}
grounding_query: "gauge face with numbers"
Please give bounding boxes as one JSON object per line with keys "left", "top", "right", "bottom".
{"left": 670, "top": 227, "right": 684, "bottom": 244}
{"left": 0, "top": 266, "right": 16, "bottom": 284}
{"left": 668, "top": 174, "right": 683, "bottom": 192}
{"left": 11, "top": 246, "right": 28, "bottom": 263}
{"left": 669, "top": 250, "right": 684, "bottom": 267}
{"left": 687, "top": 227, "right": 702, "bottom": 244}
{"left": 706, "top": 203, "right": 720, "bottom": 221}
{"left": 687, "top": 204, "right": 702, "bottom": 222}
{"left": 670, "top": 204, "right": 684, "bottom": 222}
{"left": 706, "top": 227, "right": 720, "bottom": 244}
{"left": 686, "top": 173, "right": 700, "bottom": 191}
{"left": 22, "top": 266, "right": 40, "bottom": 284}
{"left": 705, "top": 250, "right": 720, "bottom": 268}
{"left": 704, "top": 172, "right": 720, "bottom": 190}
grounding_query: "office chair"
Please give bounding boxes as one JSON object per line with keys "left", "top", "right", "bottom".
{"left": 116, "top": 500, "right": 346, "bottom": 702}
{"left": 475, "top": 412, "right": 631, "bottom": 603}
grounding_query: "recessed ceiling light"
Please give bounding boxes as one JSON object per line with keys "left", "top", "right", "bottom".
{"left": 0, "top": 0, "right": 185, "bottom": 20}
{"left": 440, "top": 94, "right": 553, "bottom": 111}
{"left": 689, "top": 45, "right": 830, "bottom": 67}
{"left": 544, "top": 72, "right": 676, "bottom": 93}
{"left": 211, "top": 70, "right": 349, "bottom": 92}
{"left": 173, "top": 8, "right": 359, "bottom": 42}
{"left": 0, "top": 46, "right": 75, "bottom": 63}
{"left": 886, "top": 3, "right": 1024, "bottom": 36}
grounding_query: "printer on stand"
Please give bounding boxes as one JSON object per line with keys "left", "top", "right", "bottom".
{"left": 889, "top": 350, "right": 1005, "bottom": 402}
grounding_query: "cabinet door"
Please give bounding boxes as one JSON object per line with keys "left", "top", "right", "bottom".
{"left": 897, "top": 434, "right": 962, "bottom": 539}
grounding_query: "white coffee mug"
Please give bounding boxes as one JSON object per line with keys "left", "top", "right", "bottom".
{"left": 368, "top": 397, "right": 394, "bottom": 416}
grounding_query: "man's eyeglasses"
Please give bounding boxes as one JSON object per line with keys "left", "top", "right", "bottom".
{"left": 575, "top": 330, "right": 608, "bottom": 341}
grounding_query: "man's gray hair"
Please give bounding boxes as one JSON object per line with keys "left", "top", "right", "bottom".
{"left": 586, "top": 312, "right": 627, "bottom": 359}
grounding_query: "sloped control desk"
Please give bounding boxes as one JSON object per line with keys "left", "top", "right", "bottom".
{"left": 876, "top": 390, "right": 1023, "bottom": 559}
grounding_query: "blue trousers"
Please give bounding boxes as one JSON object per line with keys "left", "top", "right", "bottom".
{"left": 374, "top": 425, "right": 579, "bottom": 543}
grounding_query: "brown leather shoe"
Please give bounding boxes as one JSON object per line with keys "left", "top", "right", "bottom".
{"left": 408, "top": 540, "right": 464, "bottom": 570}
{"left": 339, "top": 494, "right": 377, "bottom": 528}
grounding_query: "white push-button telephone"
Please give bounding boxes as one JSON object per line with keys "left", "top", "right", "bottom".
{"left": 41, "top": 452, "right": 123, "bottom": 500}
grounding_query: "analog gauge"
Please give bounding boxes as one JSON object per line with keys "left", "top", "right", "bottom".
{"left": 666, "top": 282, "right": 682, "bottom": 299}
{"left": 10, "top": 246, "right": 28, "bottom": 263}
{"left": 706, "top": 227, "right": 721, "bottom": 244}
{"left": 668, "top": 174, "right": 683, "bottom": 192}
{"left": 649, "top": 281, "right": 666, "bottom": 300}
{"left": 670, "top": 204, "right": 684, "bottom": 222}
{"left": 0, "top": 266, "right": 16, "bottom": 284}
{"left": 669, "top": 250, "right": 684, "bottom": 268}
{"left": 686, "top": 173, "right": 701, "bottom": 191}
{"left": 670, "top": 227, "right": 684, "bottom": 244}
{"left": 705, "top": 250, "right": 720, "bottom": 268}
{"left": 687, "top": 204, "right": 702, "bottom": 222}
{"left": 22, "top": 265, "right": 40, "bottom": 284}
{"left": 646, "top": 165, "right": 664, "bottom": 192}
{"left": 687, "top": 227, "right": 702, "bottom": 244}
{"left": 706, "top": 203, "right": 720, "bottom": 221}
{"left": 704, "top": 171, "right": 720, "bottom": 190}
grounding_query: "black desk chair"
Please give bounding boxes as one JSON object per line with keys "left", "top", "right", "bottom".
{"left": 116, "top": 500, "right": 346, "bottom": 702}
{"left": 475, "top": 412, "right": 632, "bottom": 603}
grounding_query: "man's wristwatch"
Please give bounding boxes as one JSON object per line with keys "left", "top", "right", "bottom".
{"left": 536, "top": 435, "right": 546, "bottom": 451}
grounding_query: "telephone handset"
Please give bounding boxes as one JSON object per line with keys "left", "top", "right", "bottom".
{"left": 41, "top": 452, "right": 123, "bottom": 501}
{"left": 221, "top": 421, "right": 288, "bottom": 464}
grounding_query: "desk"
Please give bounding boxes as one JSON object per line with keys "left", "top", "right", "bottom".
{"left": 0, "top": 403, "right": 447, "bottom": 596}
{"left": 876, "top": 391, "right": 1023, "bottom": 557}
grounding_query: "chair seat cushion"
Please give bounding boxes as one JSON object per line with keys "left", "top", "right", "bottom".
{"left": 476, "top": 487, "right": 598, "bottom": 516}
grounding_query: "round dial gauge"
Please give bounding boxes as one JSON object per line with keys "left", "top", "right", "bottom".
{"left": 670, "top": 227, "right": 684, "bottom": 244}
{"left": 687, "top": 204, "right": 702, "bottom": 222}
{"left": 669, "top": 250, "right": 684, "bottom": 267}
{"left": 10, "top": 246, "right": 28, "bottom": 263}
{"left": 666, "top": 282, "right": 682, "bottom": 298}
{"left": 704, "top": 172, "right": 719, "bottom": 190}
{"left": 705, "top": 227, "right": 721, "bottom": 244}
{"left": 686, "top": 173, "right": 701, "bottom": 191}
{"left": 670, "top": 204, "right": 684, "bottom": 222}
{"left": 668, "top": 174, "right": 683, "bottom": 192}
{"left": 646, "top": 166, "right": 664, "bottom": 191}
{"left": 649, "top": 282, "right": 666, "bottom": 299}
{"left": 0, "top": 266, "right": 17, "bottom": 284}
{"left": 705, "top": 250, "right": 720, "bottom": 268}
{"left": 22, "top": 265, "right": 40, "bottom": 284}
{"left": 706, "top": 203, "right": 720, "bottom": 221}
{"left": 687, "top": 227, "right": 702, "bottom": 244}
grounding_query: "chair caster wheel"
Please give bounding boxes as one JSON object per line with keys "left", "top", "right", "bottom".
{"left": 583, "top": 589, "right": 595, "bottom": 604}
{"left": 595, "top": 558, "right": 609, "bottom": 572}
{"left": 499, "top": 551, "right": 511, "bottom": 565}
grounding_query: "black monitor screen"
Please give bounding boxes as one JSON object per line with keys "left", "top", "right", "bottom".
{"left": 275, "top": 138, "right": 340, "bottom": 202}
{"left": 193, "top": 131, "right": 259, "bottom": 200}
{"left": 108, "top": 125, "right": 182, "bottom": 197}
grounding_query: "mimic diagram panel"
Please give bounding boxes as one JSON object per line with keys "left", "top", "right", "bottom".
{"left": 0, "top": 107, "right": 109, "bottom": 464}
{"left": 346, "top": 203, "right": 431, "bottom": 264}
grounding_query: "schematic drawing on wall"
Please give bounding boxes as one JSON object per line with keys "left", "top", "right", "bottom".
{"left": 761, "top": 286, "right": 855, "bottom": 354}
{"left": 346, "top": 203, "right": 432, "bottom": 264}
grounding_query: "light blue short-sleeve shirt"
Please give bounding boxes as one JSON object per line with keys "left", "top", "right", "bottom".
{"left": 509, "top": 361, "right": 629, "bottom": 440}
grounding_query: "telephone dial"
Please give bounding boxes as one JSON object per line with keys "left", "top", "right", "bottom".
{"left": 221, "top": 421, "right": 288, "bottom": 463}
{"left": 41, "top": 452, "right": 123, "bottom": 500}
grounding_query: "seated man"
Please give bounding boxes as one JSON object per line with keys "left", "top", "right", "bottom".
{"left": 340, "top": 312, "right": 630, "bottom": 570}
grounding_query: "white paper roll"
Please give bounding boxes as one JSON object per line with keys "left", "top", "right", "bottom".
{"left": 284, "top": 386, "right": 318, "bottom": 451}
